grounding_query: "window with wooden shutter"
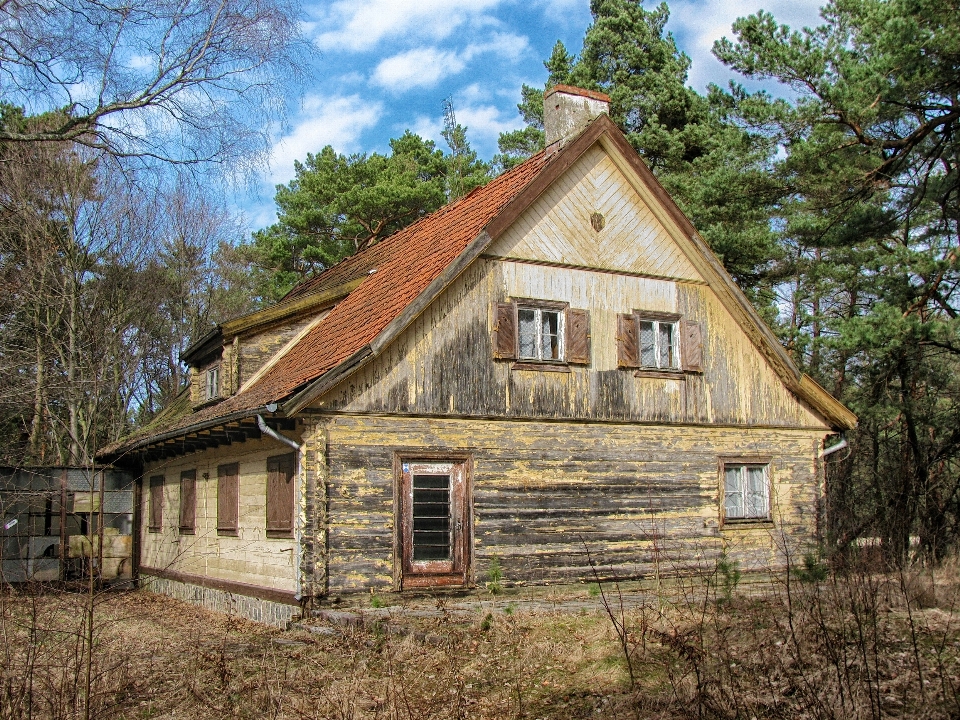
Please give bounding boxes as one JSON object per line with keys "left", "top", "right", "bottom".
{"left": 266, "top": 453, "right": 295, "bottom": 537}
{"left": 148, "top": 475, "right": 163, "bottom": 532}
{"left": 491, "top": 302, "right": 517, "bottom": 359}
{"left": 217, "top": 462, "right": 239, "bottom": 535}
{"left": 179, "top": 469, "right": 196, "bottom": 534}
{"left": 494, "top": 298, "right": 590, "bottom": 368}
{"left": 565, "top": 308, "right": 590, "bottom": 364}
{"left": 681, "top": 320, "right": 703, "bottom": 372}
{"left": 620, "top": 311, "right": 702, "bottom": 375}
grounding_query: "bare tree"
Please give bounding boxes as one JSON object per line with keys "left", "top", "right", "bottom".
{"left": 0, "top": 0, "right": 310, "bottom": 169}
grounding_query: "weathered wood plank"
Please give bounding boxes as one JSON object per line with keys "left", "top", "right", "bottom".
{"left": 318, "top": 415, "right": 822, "bottom": 593}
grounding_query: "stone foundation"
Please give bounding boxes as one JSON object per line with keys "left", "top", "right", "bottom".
{"left": 141, "top": 573, "right": 298, "bottom": 628}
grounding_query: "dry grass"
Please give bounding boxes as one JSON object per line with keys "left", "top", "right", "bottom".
{"left": 0, "top": 562, "right": 958, "bottom": 719}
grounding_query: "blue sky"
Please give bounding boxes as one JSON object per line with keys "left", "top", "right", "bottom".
{"left": 248, "top": 0, "right": 826, "bottom": 230}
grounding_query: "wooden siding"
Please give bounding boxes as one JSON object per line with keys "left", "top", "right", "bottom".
{"left": 139, "top": 436, "right": 304, "bottom": 593}
{"left": 487, "top": 145, "right": 704, "bottom": 282}
{"left": 316, "top": 415, "right": 825, "bottom": 594}
{"left": 237, "top": 313, "right": 324, "bottom": 390}
{"left": 316, "top": 258, "right": 828, "bottom": 429}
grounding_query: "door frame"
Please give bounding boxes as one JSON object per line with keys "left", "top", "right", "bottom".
{"left": 393, "top": 451, "right": 473, "bottom": 589}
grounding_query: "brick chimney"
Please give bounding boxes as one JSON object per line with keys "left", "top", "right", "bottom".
{"left": 543, "top": 85, "right": 611, "bottom": 147}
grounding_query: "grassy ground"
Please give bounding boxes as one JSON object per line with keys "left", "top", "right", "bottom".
{"left": 1, "top": 562, "right": 959, "bottom": 719}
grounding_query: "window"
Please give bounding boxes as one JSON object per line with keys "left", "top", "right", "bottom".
{"left": 179, "top": 469, "right": 196, "bottom": 534}
{"left": 518, "top": 306, "right": 563, "bottom": 361}
{"left": 398, "top": 457, "right": 471, "bottom": 588}
{"left": 148, "top": 475, "right": 163, "bottom": 532}
{"left": 617, "top": 311, "right": 702, "bottom": 374}
{"left": 266, "top": 453, "right": 295, "bottom": 537}
{"left": 492, "top": 300, "right": 590, "bottom": 367}
{"left": 723, "top": 463, "right": 770, "bottom": 521}
{"left": 205, "top": 366, "right": 220, "bottom": 400}
{"left": 217, "top": 463, "right": 239, "bottom": 535}
{"left": 638, "top": 318, "right": 677, "bottom": 369}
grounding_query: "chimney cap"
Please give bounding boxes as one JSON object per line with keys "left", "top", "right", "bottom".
{"left": 545, "top": 84, "right": 611, "bottom": 104}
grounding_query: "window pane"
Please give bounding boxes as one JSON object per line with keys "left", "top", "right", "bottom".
{"left": 639, "top": 321, "right": 656, "bottom": 366}
{"left": 518, "top": 309, "right": 537, "bottom": 359}
{"left": 659, "top": 323, "right": 675, "bottom": 368}
{"left": 724, "top": 467, "right": 744, "bottom": 518}
{"left": 746, "top": 467, "right": 767, "bottom": 518}
{"left": 412, "top": 474, "right": 450, "bottom": 561}
{"left": 541, "top": 310, "right": 561, "bottom": 360}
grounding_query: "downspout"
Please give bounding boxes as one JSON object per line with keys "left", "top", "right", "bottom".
{"left": 821, "top": 436, "right": 848, "bottom": 458}
{"left": 257, "top": 414, "right": 304, "bottom": 601}
{"left": 818, "top": 434, "right": 849, "bottom": 548}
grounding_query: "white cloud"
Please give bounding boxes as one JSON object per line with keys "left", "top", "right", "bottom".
{"left": 267, "top": 95, "right": 382, "bottom": 184}
{"left": 408, "top": 115, "right": 445, "bottom": 145}
{"left": 455, "top": 104, "right": 517, "bottom": 143}
{"left": 372, "top": 33, "right": 529, "bottom": 91}
{"left": 373, "top": 47, "right": 466, "bottom": 89}
{"left": 667, "top": 0, "right": 824, "bottom": 91}
{"left": 315, "top": 0, "right": 505, "bottom": 52}
{"left": 532, "top": 0, "right": 584, "bottom": 14}
{"left": 405, "top": 104, "right": 516, "bottom": 157}
{"left": 468, "top": 32, "right": 528, "bottom": 62}
{"left": 127, "top": 54, "right": 154, "bottom": 71}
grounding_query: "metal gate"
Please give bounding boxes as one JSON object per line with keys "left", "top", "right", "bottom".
{"left": 0, "top": 466, "right": 134, "bottom": 585}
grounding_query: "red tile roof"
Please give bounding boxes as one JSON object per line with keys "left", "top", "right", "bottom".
{"left": 247, "top": 152, "right": 547, "bottom": 403}
{"left": 102, "top": 148, "right": 552, "bottom": 455}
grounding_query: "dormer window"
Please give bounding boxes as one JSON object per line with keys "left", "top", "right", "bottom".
{"left": 205, "top": 366, "right": 220, "bottom": 400}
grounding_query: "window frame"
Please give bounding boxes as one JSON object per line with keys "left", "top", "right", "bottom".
{"left": 635, "top": 311, "right": 681, "bottom": 372}
{"left": 516, "top": 298, "right": 568, "bottom": 365}
{"left": 720, "top": 458, "right": 773, "bottom": 524}
{"left": 205, "top": 365, "right": 220, "bottom": 400}
{"left": 394, "top": 451, "right": 473, "bottom": 590}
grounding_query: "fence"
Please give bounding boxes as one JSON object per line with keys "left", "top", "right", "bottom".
{"left": 0, "top": 466, "right": 135, "bottom": 585}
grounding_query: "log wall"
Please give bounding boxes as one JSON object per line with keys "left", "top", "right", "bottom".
{"left": 317, "top": 414, "right": 824, "bottom": 594}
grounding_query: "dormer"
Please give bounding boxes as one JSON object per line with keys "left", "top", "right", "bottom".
{"left": 179, "top": 274, "right": 369, "bottom": 410}
{"left": 181, "top": 328, "right": 228, "bottom": 409}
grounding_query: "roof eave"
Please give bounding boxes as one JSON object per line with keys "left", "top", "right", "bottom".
{"left": 98, "top": 406, "right": 274, "bottom": 462}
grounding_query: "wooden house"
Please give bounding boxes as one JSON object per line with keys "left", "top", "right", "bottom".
{"left": 101, "top": 86, "right": 856, "bottom": 625}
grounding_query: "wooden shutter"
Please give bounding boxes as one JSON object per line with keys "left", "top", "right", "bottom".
{"left": 217, "top": 463, "right": 239, "bottom": 535}
{"left": 491, "top": 301, "right": 517, "bottom": 360}
{"left": 266, "top": 453, "right": 295, "bottom": 536}
{"left": 565, "top": 308, "right": 591, "bottom": 364}
{"left": 616, "top": 313, "right": 640, "bottom": 368}
{"left": 149, "top": 475, "right": 163, "bottom": 532}
{"left": 680, "top": 320, "right": 703, "bottom": 372}
{"left": 179, "top": 470, "right": 196, "bottom": 533}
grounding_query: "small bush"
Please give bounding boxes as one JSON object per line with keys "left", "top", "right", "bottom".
{"left": 715, "top": 553, "right": 741, "bottom": 603}
{"left": 793, "top": 552, "right": 829, "bottom": 583}
{"left": 486, "top": 556, "right": 503, "bottom": 595}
